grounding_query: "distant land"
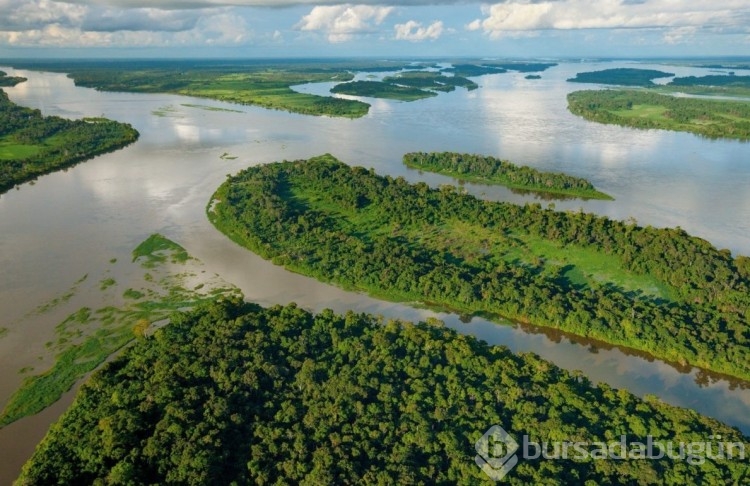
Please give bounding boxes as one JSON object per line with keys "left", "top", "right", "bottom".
{"left": 210, "top": 155, "right": 750, "bottom": 381}
{"left": 0, "top": 85, "right": 138, "bottom": 194}
{"left": 402, "top": 152, "right": 612, "bottom": 200}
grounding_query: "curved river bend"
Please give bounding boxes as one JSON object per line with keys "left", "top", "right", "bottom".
{"left": 0, "top": 62, "right": 749, "bottom": 483}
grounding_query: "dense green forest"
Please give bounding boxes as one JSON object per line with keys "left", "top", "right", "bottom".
{"left": 331, "top": 71, "right": 477, "bottom": 101}
{"left": 567, "top": 90, "right": 750, "bottom": 140}
{"left": 0, "top": 90, "right": 139, "bottom": 194}
{"left": 331, "top": 80, "right": 438, "bottom": 101}
{"left": 568, "top": 90, "right": 750, "bottom": 140}
{"left": 403, "top": 152, "right": 612, "bottom": 199}
{"left": 3, "top": 59, "right": 371, "bottom": 118}
{"left": 209, "top": 155, "right": 750, "bottom": 381}
{"left": 19, "top": 299, "right": 750, "bottom": 484}
{"left": 444, "top": 62, "right": 557, "bottom": 77}
{"left": 567, "top": 68, "right": 675, "bottom": 86}
{"left": 383, "top": 71, "right": 478, "bottom": 92}
{"left": 669, "top": 74, "right": 750, "bottom": 88}
{"left": 664, "top": 74, "right": 750, "bottom": 97}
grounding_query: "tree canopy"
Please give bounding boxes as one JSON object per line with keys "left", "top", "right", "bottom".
{"left": 18, "top": 299, "right": 750, "bottom": 484}
{"left": 209, "top": 155, "right": 750, "bottom": 381}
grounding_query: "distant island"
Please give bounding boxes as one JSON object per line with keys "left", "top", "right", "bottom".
{"left": 3, "top": 59, "right": 372, "bottom": 119}
{"left": 331, "top": 71, "right": 477, "bottom": 101}
{"left": 209, "top": 155, "right": 750, "bottom": 382}
{"left": 566, "top": 68, "right": 750, "bottom": 97}
{"left": 19, "top": 299, "right": 749, "bottom": 484}
{"left": 0, "top": 90, "right": 139, "bottom": 194}
{"left": 331, "top": 62, "right": 556, "bottom": 102}
{"left": 0, "top": 70, "right": 26, "bottom": 87}
{"left": 331, "top": 80, "right": 438, "bottom": 101}
{"left": 403, "top": 152, "right": 612, "bottom": 200}
{"left": 567, "top": 68, "right": 675, "bottom": 86}
{"left": 567, "top": 90, "right": 750, "bottom": 140}
{"left": 445, "top": 61, "right": 557, "bottom": 77}
{"left": 665, "top": 74, "right": 750, "bottom": 97}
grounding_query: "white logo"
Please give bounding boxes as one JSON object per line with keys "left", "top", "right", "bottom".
{"left": 475, "top": 425, "right": 519, "bottom": 481}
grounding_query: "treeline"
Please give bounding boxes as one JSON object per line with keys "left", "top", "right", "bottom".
{"left": 0, "top": 70, "right": 26, "bottom": 87}
{"left": 209, "top": 156, "right": 750, "bottom": 381}
{"left": 19, "top": 299, "right": 750, "bottom": 484}
{"left": 331, "top": 80, "right": 437, "bottom": 101}
{"left": 444, "top": 62, "right": 557, "bottom": 77}
{"left": 46, "top": 65, "right": 370, "bottom": 118}
{"left": 567, "top": 68, "right": 675, "bottom": 86}
{"left": 669, "top": 75, "right": 750, "bottom": 88}
{"left": 331, "top": 71, "right": 478, "bottom": 102}
{"left": 383, "top": 72, "right": 478, "bottom": 92}
{"left": 567, "top": 90, "right": 750, "bottom": 140}
{"left": 0, "top": 91, "right": 139, "bottom": 194}
{"left": 403, "top": 151, "right": 612, "bottom": 199}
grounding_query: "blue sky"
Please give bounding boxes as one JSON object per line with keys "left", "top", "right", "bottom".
{"left": 0, "top": 0, "right": 748, "bottom": 58}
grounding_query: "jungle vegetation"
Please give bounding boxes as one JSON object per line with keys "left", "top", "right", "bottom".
{"left": 331, "top": 71, "right": 477, "bottom": 101}
{"left": 4, "top": 59, "right": 372, "bottom": 118}
{"left": 18, "top": 299, "right": 750, "bottom": 484}
{"left": 567, "top": 90, "right": 750, "bottom": 140}
{"left": 403, "top": 152, "right": 612, "bottom": 200}
{"left": 209, "top": 155, "right": 750, "bottom": 381}
{"left": 567, "top": 68, "right": 676, "bottom": 86}
{"left": 0, "top": 90, "right": 139, "bottom": 194}
{"left": 0, "top": 70, "right": 26, "bottom": 87}
{"left": 664, "top": 74, "right": 750, "bottom": 97}
{"left": 444, "top": 62, "right": 557, "bottom": 77}
{"left": 330, "top": 80, "right": 438, "bottom": 101}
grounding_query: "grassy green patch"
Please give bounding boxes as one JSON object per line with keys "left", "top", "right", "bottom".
{"left": 0, "top": 327, "right": 8, "bottom": 339}
{"left": 210, "top": 156, "right": 750, "bottom": 381}
{"left": 123, "top": 288, "right": 145, "bottom": 300}
{"left": 0, "top": 140, "right": 42, "bottom": 160}
{"left": 99, "top": 278, "right": 116, "bottom": 290}
{"left": 0, "top": 325, "right": 133, "bottom": 427}
{"left": 132, "top": 233, "right": 190, "bottom": 267}
{"left": 404, "top": 152, "right": 613, "bottom": 200}
{"left": 568, "top": 90, "right": 750, "bottom": 140}
{"left": 0, "top": 233, "right": 240, "bottom": 428}
{"left": 0, "top": 91, "right": 138, "bottom": 194}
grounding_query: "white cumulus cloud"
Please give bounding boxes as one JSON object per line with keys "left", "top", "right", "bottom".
{"left": 394, "top": 20, "right": 443, "bottom": 41}
{"left": 295, "top": 4, "right": 393, "bottom": 42}
{"left": 0, "top": 0, "right": 253, "bottom": 47}
{"left": 471, "top": 0, "right": 750, "bottom": 38}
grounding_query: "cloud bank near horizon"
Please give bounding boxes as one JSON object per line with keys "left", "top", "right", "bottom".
{"left": 0, "top": 0, "right": 747, "bottom": 55}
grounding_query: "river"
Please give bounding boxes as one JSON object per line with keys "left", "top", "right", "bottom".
{"left": 0, "top": 60, "right": 749, "bottom": 483}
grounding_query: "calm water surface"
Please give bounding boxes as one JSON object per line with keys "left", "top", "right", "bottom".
{"left": 0, "top": 61, "right": 749, "bottom": 483}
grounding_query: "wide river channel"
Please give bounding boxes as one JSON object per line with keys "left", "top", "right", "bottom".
{"left": 0, "top": 60, "right": 749, "bottom": 483}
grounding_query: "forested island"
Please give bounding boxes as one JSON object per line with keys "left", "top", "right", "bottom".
{"left": 0, "top": 90, "right": 139, "bottom": 194}
{"left": 567, "top": 68, "right": 675, "bottom": 86}
{"left": 445, "top": 62, "right": 556, "bottom": 77}
{"left": 3, "top": 59, "right": 371, "bottom": 118}
{"left": 567, "top": 90, "right": 750, "bottom": 140}
{"left": 0, "top": 70, "right": 26, "bottom": 87}
{"left": 666, "top": 74, "right": 750, "bottom": 97}
{"left": 331, "top": 80, "right": 438, "bottom": 101}
{"left": 330, "top": 63, "right": 556, "bottom": 101}
{"left": 403, "top": 152, "right": 612, "bottom": 200}
{"left": 567, "top": 68, "right": 750, "bottom": 96}
{"left": 331, "top": 71, "right": 477, "bottom": 101}
{"left": 19, "top": 299, "right": 749, "bottom": 484}
{"left": 209, "top": 155, "right": 750, "bottom": 381}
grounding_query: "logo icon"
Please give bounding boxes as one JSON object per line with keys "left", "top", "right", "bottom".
{"left": 475, "top": 425, "right": 519, "bottom": 481}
